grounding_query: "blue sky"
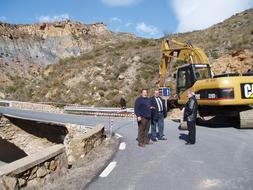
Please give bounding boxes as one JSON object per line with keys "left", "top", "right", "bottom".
{"left": 1, "top": 0, "right": 252, "bottom": 38}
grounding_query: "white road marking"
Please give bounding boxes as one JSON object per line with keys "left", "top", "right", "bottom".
{"left": 119, "top": 142, "right": 126, "bottom": 150}
{"left": 200, "top": 179, "right": 221, "bottom": 188}
{"left": 99, "top": 161, "right": 117, "bottom": 178}
{"left": 192, "top": 160, "right": 204, "bottom": 164}
{"left": 115, "top": 133, "right": 123, "bottom": 138}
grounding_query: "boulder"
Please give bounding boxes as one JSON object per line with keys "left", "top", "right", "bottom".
{"left": 132, "top": 56, "right": 141, "bottom": 62}
{"left": 36, "top": 167, "right": 48, "bottom": 178}
{"left": 0, "top": 92, "right": 5, "bottom": 99}
{"left": 118, "top": 75, "right": 125, "bottom": 80}
{"left": 18, "top": 178, "right": 26, "bottom": 187}
{"left": 49, "top": 160, "right": 58, "bottom": 171}
{"left": 2, "top": 176, "right": 18, "bottom": 190}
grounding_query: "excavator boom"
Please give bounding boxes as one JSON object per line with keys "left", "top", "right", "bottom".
{"left": 159, "top": 39, "right": 209, "bottom": 86}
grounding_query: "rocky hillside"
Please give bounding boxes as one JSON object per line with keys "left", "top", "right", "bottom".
{"left": 0, "top": 20, "right": 135, "bottom": 86}
{"left": 0, "top": 9, "right": 252, "bottom": 106}
{"left": 0, "top": 20, "right": 136, "bottom": 65}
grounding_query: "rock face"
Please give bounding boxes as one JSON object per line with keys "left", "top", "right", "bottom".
{"left": 0, "top": 20, "right": 136, "bottom": 88}
{"left": 0, "top": 20, "right": 112, "bottom": 66}
{"left": 211, "top": 49, "right": 253, "bottom": 74}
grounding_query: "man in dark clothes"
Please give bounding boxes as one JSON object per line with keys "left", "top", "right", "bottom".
{"left": 150, "top": 90, "right": 167, "bottom": 141}
{"left": 120, "top": 96, "right": 126, "bottom": 109}
{"left": 134, "top": 89, "right": 153, "bottom": 147}
{"left": 184, "top": 90, "right": 198, "bottom": 145}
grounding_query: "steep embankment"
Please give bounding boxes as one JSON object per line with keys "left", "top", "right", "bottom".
{"left": 0, "top": 20, "right": 135, "bottom": 102}
{"left": 0, "top": 9, "right": 252, "bottom": 106}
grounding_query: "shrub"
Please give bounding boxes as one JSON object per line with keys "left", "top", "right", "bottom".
{"left": 118, "top": 63, "right": 129, "bottom": 73}
{"left": 5, "top": 85, "right": 17, "bottom": 93}
{"left": 138, "top": 39, "right": 149, "bottom": 47}
{"left": 210, "top": 51, "right": 219, "bottom": 59}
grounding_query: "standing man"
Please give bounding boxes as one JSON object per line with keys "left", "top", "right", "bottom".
{"left": 150, "top": 90, "right": 167, "bottom": 141}
{"left": 134, "top": 89, "right": 152, "bottom": 147}
{"left": 183, "top": 90, "right": 198, "bottom": 145}
{"left": 120, "top": 96, "right": 126, "bottom": 109}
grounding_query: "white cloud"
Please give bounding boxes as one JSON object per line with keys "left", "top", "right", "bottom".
{"left": 37, "top": 14, "right": 70, "bottom": 23}
{"left": 110, "top": 17, "right": 122, "bottom": 23}
{"left": 101, "top": 0, "right": 143, "bottom": 7}
{"left": 0, "top": 16, "right": 6, "bottom": 21}
{"left": 172, "top": 0, "right": 253, "bottom": 32}
{"left": 136, "top": 22, "right": 159, "bottom": 35}
{"left": 125, "top": 22, "right": 133, "bottom": 27}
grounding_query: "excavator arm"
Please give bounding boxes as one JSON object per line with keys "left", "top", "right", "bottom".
{"left": 159, "top": 39, "right": 209, "bottom": 86}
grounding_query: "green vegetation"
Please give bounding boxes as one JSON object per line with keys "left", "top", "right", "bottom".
{"left": 118, "top": 63, "right": 129, "bottom": 72}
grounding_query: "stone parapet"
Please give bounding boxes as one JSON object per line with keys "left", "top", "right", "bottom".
{"left": 0, "top": 145, "right": 67, "bottom": 189}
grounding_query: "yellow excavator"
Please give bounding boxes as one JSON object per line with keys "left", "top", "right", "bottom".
{"left": 159, "top": 38, "right": 253, "bottom": 128}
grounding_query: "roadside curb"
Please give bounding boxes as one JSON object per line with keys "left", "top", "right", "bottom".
{"left": 83, "top": 132, "right": 122, "bottom": 189}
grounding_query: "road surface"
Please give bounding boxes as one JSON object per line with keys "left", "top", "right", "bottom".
{"left": 0, "top": 107, "right": 253, "bottom": 190}
{"left": 85, "top": 118, "right": 253, "bottom": 190}
{"left": 0, "top": 107, "right": 104, "bottom": 126}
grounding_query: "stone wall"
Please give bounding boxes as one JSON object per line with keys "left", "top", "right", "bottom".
{"left": 0, "top": 115, "right": 105, "bottom": 189}
{"left": 65, "top": 124, "right": 105, "bottom": 165}
{"left": 0, "top": 145, "right": 67, "bottom": 190}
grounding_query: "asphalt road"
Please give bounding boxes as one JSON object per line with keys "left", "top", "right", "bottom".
{"left": 1, "top": 107, "right": 253, "bottom": 190}
{"left": 0, "top": 107, "right": 106, "bottom": 127}
{"left": 85, "top": 119, "right": 253, "bottom": 190}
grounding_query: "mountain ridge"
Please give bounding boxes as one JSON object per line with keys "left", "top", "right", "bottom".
{"left": 0, "top": 9, "right": 252, "bottom": 106}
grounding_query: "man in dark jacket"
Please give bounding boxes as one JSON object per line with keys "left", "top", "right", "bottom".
{"left": 120, "top": 96, "right": 126, "bottom": 109}
{"left": 184, "top": 90, "right": 198, "bottom": 144}
{"left": 150, "top": 90, "right": 167, "bottom": 141}
{"left": 135, "top": 89, "right": 152, "bottom": 147}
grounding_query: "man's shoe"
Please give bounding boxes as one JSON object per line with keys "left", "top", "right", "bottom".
{"left": 185, "top": 142, "right": 195, "bottom": 145}
{"left": 138, "top": 143, "right": 145, "bottom": 147}
{"left": 151, "top": 138, "right": 158, "bottom": 142}
{"left": 158, "top": 137, "right": 167, "bottom": 140}
{"left": 145, "top": 141, "right": 153, "bottom": 145}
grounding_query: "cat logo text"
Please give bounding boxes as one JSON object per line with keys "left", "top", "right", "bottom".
{"left": 241, "top": 83, "right": 253, "bottom": 99}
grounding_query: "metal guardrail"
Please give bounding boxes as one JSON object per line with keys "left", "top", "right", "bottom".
{"left": 0, "top": 100, "right": 11, "bottom": 107}
{"left": 64, "top": 106, "right": 137, "bottom": 136}
{"left": 64, "top": 106, "right": 135, "bottom": 117}
{"left": 0, "top": 99, "right": 136, "bottom": 117}
{"left": 64, "top": 106, "right": 134, "bottom": 113}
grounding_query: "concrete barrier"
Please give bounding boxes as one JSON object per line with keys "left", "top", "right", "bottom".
{"left": 0, "top": 144, "right": 67, "bottom": 189}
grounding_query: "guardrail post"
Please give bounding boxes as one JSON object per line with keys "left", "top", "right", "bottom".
{"left": 109, "top": 117, "right": 113, "bottom": 138}
{"left": 132, "top": 112, "right": 135, "bottom": 128}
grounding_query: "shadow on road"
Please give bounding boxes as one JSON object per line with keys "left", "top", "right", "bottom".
{"left": 0, "top": 137, "right": 27, "bottom": 163}
{"left": 7, "top": 116, "right": 68, "bottom": 144}
{"left": 196, "top": 116, "right": 239, "bottom": 128}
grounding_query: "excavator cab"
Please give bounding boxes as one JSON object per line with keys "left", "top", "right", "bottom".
{"left": 176, "top": 64, "right": 212, "bottom": 97}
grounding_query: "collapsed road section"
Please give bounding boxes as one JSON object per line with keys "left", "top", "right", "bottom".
{"left": 0, "top": 106, "right": 105, "bottom": 189}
